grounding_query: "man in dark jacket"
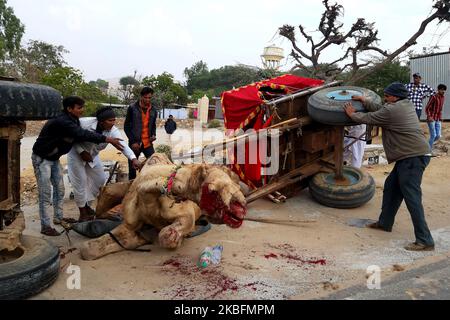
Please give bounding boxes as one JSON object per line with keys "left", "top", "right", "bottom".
{"left": 124, "top": 86, "right": 158, "bottom": 180}
{"left": 164, "top": 115, "right": 177, "bottom": 136}
{"left": 344, "top": 82, "right": 434, "bottom": 251}
{"left": 32, "top": 96, "right": 124, "bottom": 236}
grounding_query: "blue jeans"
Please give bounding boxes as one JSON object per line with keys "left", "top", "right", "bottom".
{"left": 416, "top": 109, "right": 422, "bottom": 120}
{"left": 427, "top": 121, "right": 442, "bottom": 149}
{"left": 378, "top": 156, "right": 434, "bottom": 246}
{"left": 32, "top": 154, "right": 65, "bottom": 229}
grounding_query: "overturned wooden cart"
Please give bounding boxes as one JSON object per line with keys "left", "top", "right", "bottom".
{"left": 0, "top": 78, "right": 62, "bottom": 300}
{"left": 182, "top": 75, "right": 380, "bottom": 209}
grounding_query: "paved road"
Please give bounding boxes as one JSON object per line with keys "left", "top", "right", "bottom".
{"left": 324, "top": 258, "right": 450, "bottom": 300}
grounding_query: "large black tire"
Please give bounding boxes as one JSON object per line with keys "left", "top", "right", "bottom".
{"left": 307, "top": 86, "right": 381, "bottom": 126}
{"left": 0, "top": 236, "right": 60, "bottom": 300}
{"left": 0, "top": 80, "right": 62, "bottom": 120}
{"left": 309, "top": 167, "right": 376, "bottom": 209}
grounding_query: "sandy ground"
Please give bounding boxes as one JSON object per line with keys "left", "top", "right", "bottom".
{"left": 17, "top": 122, "right": 450, "bottom": 300}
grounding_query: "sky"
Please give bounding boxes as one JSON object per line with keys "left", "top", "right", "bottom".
{"left": 7, "top": 0, "right": 450, "bottom": 83}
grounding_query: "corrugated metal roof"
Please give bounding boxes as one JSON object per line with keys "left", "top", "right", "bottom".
{"left": 410, "top": 51, "right": 450, "bottom": 60}
{"left": 410, "top": 52, "right": 450, "bottom": 120}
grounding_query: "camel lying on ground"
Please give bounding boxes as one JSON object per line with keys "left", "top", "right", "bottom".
{"left": 80, "top": 153, "right": 247, "bottom": 260}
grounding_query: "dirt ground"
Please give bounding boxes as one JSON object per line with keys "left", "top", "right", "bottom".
{"left": 18, "top": 122, "right": 450, "bottom": 300}
{"left": 23, "top": 118, "right": 196, "bottom": 138}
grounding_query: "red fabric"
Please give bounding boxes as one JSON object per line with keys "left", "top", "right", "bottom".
{"left": 221, "top": 74, "right": 324, "bottom": 130}
{"left": 243, "top": 111, "right": 264, "bottom": 182}
{"left": 221, "top": 74, "right": 324, "bottom": 186}
{"left": 166, "top": 172, "right": 177, "bottom": 193}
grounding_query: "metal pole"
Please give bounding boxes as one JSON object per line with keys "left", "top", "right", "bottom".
{"left": 265, "top": 81, "right": 342, "bottom": 106}
{"left": 334, "top": 126, "right": 345, "bottom": 181}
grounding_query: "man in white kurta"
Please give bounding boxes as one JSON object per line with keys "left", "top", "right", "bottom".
{"left": 344, "top": 124, "right": 367, "bottom": 168}
{"left": 67, "top": 107, "right": 140, "bottom": 221}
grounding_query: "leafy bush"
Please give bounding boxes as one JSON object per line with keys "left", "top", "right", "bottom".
{"left": 155, "top": 144, "right": 173, "bottom": 161}
{"left": 207, "top": 119, "right": 222, "bottom": 129}
{"left": 83, "top": 101, "right": 102, "bottom": 117}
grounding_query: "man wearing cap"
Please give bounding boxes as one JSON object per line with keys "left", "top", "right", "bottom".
{"left": 67, "top": 107, "right": 141, "bottom": 222}
{"left": 406, "top": 73, "right": 436, "bottom": 120}
{"left": 343, "top": 82, "right": 435, "bottom": 251}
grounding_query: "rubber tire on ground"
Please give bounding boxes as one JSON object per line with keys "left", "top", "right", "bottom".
{"left": 0, "top": 80, "right": 62, "bottom": 120}
{"left": 307, "top": 86, "right": 382, "bottom": 126}
{"left": 309, "top": 166, "right": 376, "bottom": 209}
{"left": 0, "top": 236, "right": 60, "bottom": 300}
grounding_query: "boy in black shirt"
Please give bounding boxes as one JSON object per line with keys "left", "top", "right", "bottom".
{"left": 32, "top": 96, "right": 123, "bottom": 236}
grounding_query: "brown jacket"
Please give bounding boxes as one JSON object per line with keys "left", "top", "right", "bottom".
{"left": 350, "top": 99, "right": 430, "bottom": 163}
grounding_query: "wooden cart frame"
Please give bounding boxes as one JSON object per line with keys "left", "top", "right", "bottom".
{"left": 176, "top": 81, "right": 379, "bottom": 204}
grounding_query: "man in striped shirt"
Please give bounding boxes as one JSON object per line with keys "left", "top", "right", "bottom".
{"left": 425, "top": 84, "right": 447, "bottom": 149}
{"left": 406, "top": 73, "right": 435, "bottom": 120}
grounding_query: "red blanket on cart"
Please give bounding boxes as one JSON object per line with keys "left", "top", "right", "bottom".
{"left": 221, "top": 74, "right": 324, "bottom": 188}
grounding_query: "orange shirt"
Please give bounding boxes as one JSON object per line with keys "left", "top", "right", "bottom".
{"left": 141, "top": 106, "right": 151, "bottom": 148}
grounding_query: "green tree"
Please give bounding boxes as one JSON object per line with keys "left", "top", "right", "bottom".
{"left": 184, "top": 60, "right": 208, "bottom": 80}
{"left": 4, "top": 40, "right": 68, "bottom": 82}
{"left": 78, "top": 82, "right": 107, "bottom": 102}
{"left": 141, "top": 72, "right": 188, "bottom": 107}
{"left": 41, "top": 66, "right": 84, "bottom": 97}
{"left": 352, "top": 60, "right": 410, "bottom": 97}
{"left": 119, "top": 76, "right": 139, "bottom": 87}
{"left": 184, "top": 63, "right": 276, "bottom": 98}
{"left": 42, "top": 66, "right": 112, "bottom": 116}
{"left": 0, "top": 0, "right": 25, "bottom": 62}
{"left": 190, "top": 89, "right": 215, "bottom": 102}
{"left": 89, "top": 79, "right": 109, "bottom": 92}
{"left": 22, "top": 40, "right": 67, "bottom": 73}
{"left": 184, "top": 61, "right": 209, "bottom": 94}
{"left": 119, "top": 73, "right": 140, "bottom": 104}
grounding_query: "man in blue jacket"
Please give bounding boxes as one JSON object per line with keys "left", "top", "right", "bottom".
{"left": 32, "top": 96, "right": 124, "bottom": 236}
{"left": 124, "top": 86, "right": 158, "bottom": 180}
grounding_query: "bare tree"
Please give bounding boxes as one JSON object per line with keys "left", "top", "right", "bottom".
{"left": 118, "top": 70, "right": 139, "bottom": 104}
{"left": 280, "top": 0, "right": 450, "bottom": 84}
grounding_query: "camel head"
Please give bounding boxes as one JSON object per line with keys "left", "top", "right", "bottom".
{"left": 199, "top": 166, "right": 247, "bottom": 228}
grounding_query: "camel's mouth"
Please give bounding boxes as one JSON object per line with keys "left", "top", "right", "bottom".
{"left": 223, "top": 202, "right": 246, "bottom": 229}
{"left": 200, "top": 184, "right": 247, "bottom": 228}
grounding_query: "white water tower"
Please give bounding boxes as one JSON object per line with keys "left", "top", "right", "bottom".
{"left": 261, "top": 44, "right": 285, "bottom": 70}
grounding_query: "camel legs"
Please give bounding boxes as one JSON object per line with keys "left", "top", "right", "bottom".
{"left": 158, "top": 197, "right": 201, "bottom": 249}
{"left": 80, "top": 223, "right": 149, "bottom": 261}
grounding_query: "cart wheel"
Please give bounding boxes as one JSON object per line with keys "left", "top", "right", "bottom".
{"left": 0, "top": 236, "right": 60, "bottom": 300}
{"left": 309, "top": 167, "right": 375, "bottom": 209}
{"left": 0, "top": 80, "right": 62, "bottom": 120}
{"left": 307, "top": 86, "right": 381, "bottom": 126}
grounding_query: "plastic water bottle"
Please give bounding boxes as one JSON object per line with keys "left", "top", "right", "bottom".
{"left": 198, "top": 246, "right": 213, "bottom": 268}
{"left": 198, "top": 245, "right": 223, "bottom": 268}
{"left": 211, "top": 245, "right": 223, "bottom": 265}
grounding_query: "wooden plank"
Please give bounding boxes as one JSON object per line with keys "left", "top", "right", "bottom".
{"left": 0, "top": 212, "right": 25, "bottom": 251}
{"left": 0, "top": 199, "right": 16, "bottom": 211}
{"left": 173, "top": 117, "right": 313, "bottom": 161}
{"left": 246, "top": 162, "right": 330, "bottom": 203}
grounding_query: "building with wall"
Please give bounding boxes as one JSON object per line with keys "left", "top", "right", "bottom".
{"left": 410, "top": 51, "right": 450, "bottom": 120}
